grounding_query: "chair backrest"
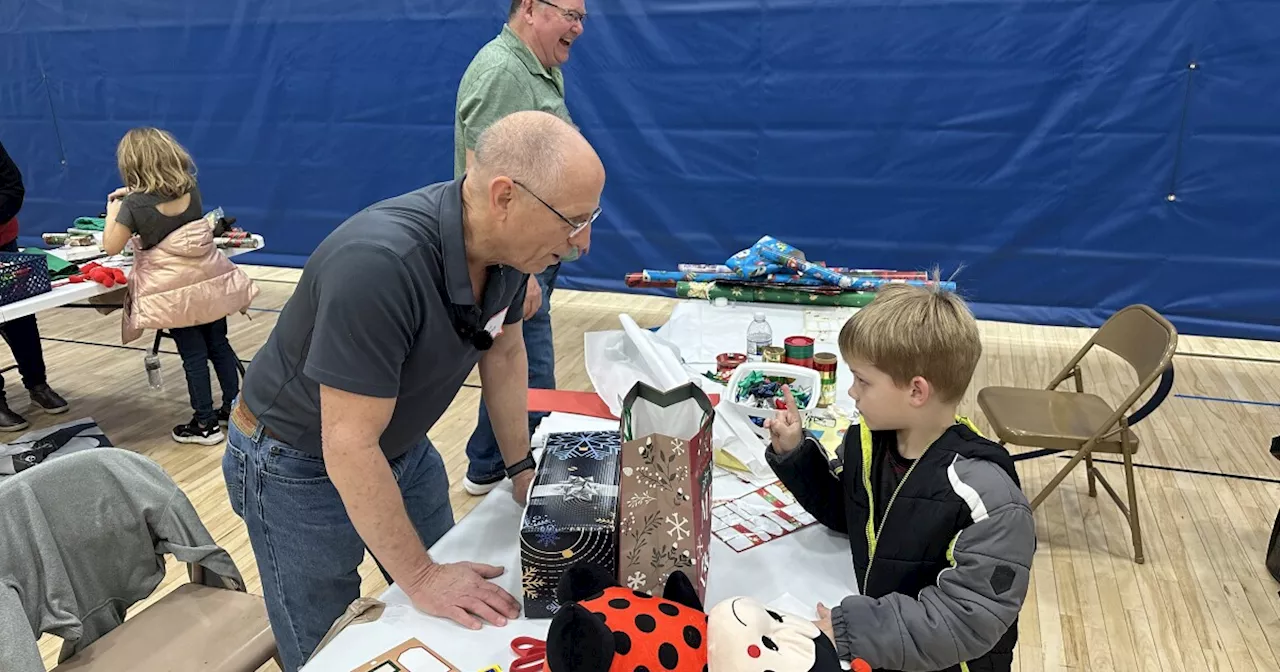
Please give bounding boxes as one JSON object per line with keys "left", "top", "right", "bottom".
{"left": 1090, "top": 304, "right": 1178, "bottom": 383}
{"left": 0, "top": 449, "right": 243, "bottom": 667}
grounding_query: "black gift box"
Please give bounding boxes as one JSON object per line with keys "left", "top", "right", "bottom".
{"left": 519, "top": 431, "right": 622, "bottom": 618}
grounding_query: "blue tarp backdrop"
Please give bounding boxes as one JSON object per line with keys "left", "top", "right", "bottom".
{"left": 2, "top": 1, "right": 1278, "bottom": 339}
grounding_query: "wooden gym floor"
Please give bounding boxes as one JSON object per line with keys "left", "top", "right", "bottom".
{"left": 19, "top": 265, "right": 1280, "bottom": 671}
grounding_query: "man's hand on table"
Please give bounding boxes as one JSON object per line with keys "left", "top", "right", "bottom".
{"left": 405, "top": 561, "right": 521, "bottom": 630}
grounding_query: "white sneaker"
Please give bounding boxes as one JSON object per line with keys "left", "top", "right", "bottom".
{"left": 463, "top": 476, "right": 503, "bottom": 496}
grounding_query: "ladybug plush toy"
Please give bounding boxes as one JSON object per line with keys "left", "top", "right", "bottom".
{"left": 544, "top": 566, "right": 843, "bottom": 672}
{"left": 544, "top": 565, "right": 708, "bottom": 672}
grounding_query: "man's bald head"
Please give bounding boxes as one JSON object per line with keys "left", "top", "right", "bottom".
{"left": 466, "top": 110, "right": 605, "bottom": 274}
{"left": 472, "top": 110, "right": 602, "bottom": 198}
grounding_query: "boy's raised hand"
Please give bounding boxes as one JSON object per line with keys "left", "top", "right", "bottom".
{"left": 764, "top": 384, "right": 803, "bottom": 454}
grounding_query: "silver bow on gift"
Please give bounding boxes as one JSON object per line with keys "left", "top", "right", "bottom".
{"left": 529, "top": 476, "right": 619, "bottom": 502}
{"left": 564, "top": 475, "right": 602, "bottom": 502}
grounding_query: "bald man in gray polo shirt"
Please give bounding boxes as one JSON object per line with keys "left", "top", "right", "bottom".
{"left": 225, "top": 111, "right": 606, "bottom": 671}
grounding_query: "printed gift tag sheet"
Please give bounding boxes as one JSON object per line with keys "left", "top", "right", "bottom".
{"left": 712, "top": 481, "right": 817, "bottom": 552}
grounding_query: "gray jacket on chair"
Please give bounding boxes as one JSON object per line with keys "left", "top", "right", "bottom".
{"left": 0, "top": 448, "right": 245, "bottom": 672}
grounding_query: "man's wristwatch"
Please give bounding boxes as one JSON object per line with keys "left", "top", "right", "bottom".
{"left": 504, "top": 453, "right": 536, "bottom": 479}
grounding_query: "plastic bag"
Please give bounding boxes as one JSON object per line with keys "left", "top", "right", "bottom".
{"left": 583, "top": 314, "right": 775, "bottom": 480}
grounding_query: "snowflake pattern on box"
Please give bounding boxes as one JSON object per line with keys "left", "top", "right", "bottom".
{"left": 544, "top": 431, "right": 621, "bottom": 462}
{"left": 524, "top": 514, "right": 561, "bottom": 548}
{"left": 520, "top": 432, "right": 622, "bottom": 619}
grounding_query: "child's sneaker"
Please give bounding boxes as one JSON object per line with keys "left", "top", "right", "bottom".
{"left": 217, "top": 406, "right": 231, "bottom": 427}
{"left": 172, "top": 417, "right": 226, "bottom": 446}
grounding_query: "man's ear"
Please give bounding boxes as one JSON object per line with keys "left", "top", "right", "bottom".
{"left": 488, "top": 176, "right": 517, "bottom": 221}
{"left": 515, "top": 0, "right": 536, "bottom": 23}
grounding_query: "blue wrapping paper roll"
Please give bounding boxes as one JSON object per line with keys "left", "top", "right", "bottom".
{"left": 641, "top": 269, "right": 825, "bottom": 286}
{"left": 754, "top": 236, "right": 957, "bottom": 292}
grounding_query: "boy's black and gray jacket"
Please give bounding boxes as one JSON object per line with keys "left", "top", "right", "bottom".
{"left": 766, "top": 420, "right": 1036, "bottom": 672}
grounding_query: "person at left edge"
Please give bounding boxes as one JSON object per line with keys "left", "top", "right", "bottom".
{"left": 224, "top": 110, "right": 605, "bottom": 671}
{"left": 0, "top": 139, "right": 70, "bottom": 431}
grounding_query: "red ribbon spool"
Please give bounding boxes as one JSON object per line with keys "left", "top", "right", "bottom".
{"left": 717, "top": 352, "right": 748, "bottom": 373}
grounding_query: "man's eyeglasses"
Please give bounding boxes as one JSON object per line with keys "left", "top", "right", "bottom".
{"left": 535, "top": 0, "right": 587, "bottom": 24}
{"left": 513, "top": 180, "right": 600, "bottom": 237}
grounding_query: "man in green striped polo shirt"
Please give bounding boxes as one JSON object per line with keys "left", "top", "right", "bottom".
{"left": 454, "top": 0, "right": 592, "bottom": 495}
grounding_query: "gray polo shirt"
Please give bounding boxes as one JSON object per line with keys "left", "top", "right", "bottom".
{"left": 240, "top": 177, "right": 529, "bottom": 459}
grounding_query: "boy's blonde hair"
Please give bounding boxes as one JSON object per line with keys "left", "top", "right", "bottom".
{"left": 116, "top": 128, "right": 197, "bottom": 199}
{"left": 838, "top": 282, "right": 982, "bottom": 403}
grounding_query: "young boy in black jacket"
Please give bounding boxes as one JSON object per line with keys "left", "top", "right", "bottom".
{"left": 765, "top": 284, "right": 1035, "bottom": 672}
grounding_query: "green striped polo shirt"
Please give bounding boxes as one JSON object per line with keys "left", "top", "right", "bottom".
{"left": 454, "top": 25, "right": 574, "bottom": 178}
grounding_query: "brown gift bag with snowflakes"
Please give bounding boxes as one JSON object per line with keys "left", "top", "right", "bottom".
{"left": 617, "top": 381, "right": 715, "bottom": 601}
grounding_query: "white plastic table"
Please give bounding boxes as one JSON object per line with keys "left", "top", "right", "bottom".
{"left": 0, "top": 236, "right": 264, "bottom": 325}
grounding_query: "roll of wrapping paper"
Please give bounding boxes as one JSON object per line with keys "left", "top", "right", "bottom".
{"left": 675, "top": 281, "right": 877, "bottom": 307}
{"left": 717, "top": 352, "right": 747, "bottom": 374}
{"left": 754, "top": 236, "right": 957, "bottom": 292}
{"left": 761, "top": 346, "right": 785, "bottom": 363}
{"left": 214, "top": 232, "right": 261, "bottom": 249}
{"left": 631, "top": 269, "right": 824, "bottom": 288}
{"left": 681, "top": 262, "right": 927, "bottom": 280}
{"left": 814, "top": 352, "right": 839, "bottom": 408}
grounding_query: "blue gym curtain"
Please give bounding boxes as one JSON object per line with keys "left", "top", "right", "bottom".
{"left": 3, "top": 1, "right": 1278, "bottom": 338}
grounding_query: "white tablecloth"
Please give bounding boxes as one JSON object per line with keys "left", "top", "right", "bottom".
{"left": 656, "top": 300, "right": 859, "bottom": 417}
{"left": 301, "top": 412, "right": 858, "bottom": 672}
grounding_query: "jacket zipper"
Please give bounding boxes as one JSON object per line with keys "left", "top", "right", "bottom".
{"left": 859, "top": 422, "right": 932, "bottom": 590}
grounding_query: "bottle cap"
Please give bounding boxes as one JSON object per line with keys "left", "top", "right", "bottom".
{"left": 754, "top": 311, "right": 765, "bottom": 321}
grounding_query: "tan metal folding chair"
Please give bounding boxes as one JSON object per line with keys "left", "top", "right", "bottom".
{"left": 977, "top": 304, "right": 1177, "bottom": 564}
{"left": 53, "top": 564, "right": 279, "bottom": 671}
{"left": 0, "top": 448, "right": 277, "bottom": 672}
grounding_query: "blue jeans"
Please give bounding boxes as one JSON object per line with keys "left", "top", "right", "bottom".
{"left": 170, "top": 318, "right": 240, "bottom": 423}
{"left": 222, "top": 408, "right": 455, "bottom": 672}
{"left": 465, "top": 263, "right": 559, "bottom": 483}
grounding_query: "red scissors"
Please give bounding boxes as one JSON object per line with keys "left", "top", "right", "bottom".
{"left": 511, "top": 636, "right": 547, "bottom": 672}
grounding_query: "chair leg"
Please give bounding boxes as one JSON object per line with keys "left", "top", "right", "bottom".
{"left": 1123, "top": 442, "right": 1144, "bottom": 564}
{"left": 1031, "top": 443, "right": 1096, "bottom": 510}
{"left": 1085, "top": 453, "right": 1097, "bottom": 497}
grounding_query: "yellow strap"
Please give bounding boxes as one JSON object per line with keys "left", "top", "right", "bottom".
{"left": 956, "top": 414, "right": 983, "bottom": 436}
{"left": 860, "top": 422, "right": 876, "bottom": 556}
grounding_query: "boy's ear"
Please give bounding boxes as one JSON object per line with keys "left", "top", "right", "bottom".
{"left": 908, "top": 375, "right": 931, "bottom": 407}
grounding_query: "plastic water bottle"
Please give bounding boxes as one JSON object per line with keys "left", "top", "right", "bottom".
{"left": 144, "top": 353, "right": 163, "bottom": 390}
{"left": 746, "top": 312, "right": 773, "bottom": 358}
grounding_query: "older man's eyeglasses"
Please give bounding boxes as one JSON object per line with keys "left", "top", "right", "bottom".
{"left": 536, "top": 0, "right": 587, "bottom": 24}
{"left": 513, "top": 180, "right": 600, "bottom": 237}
